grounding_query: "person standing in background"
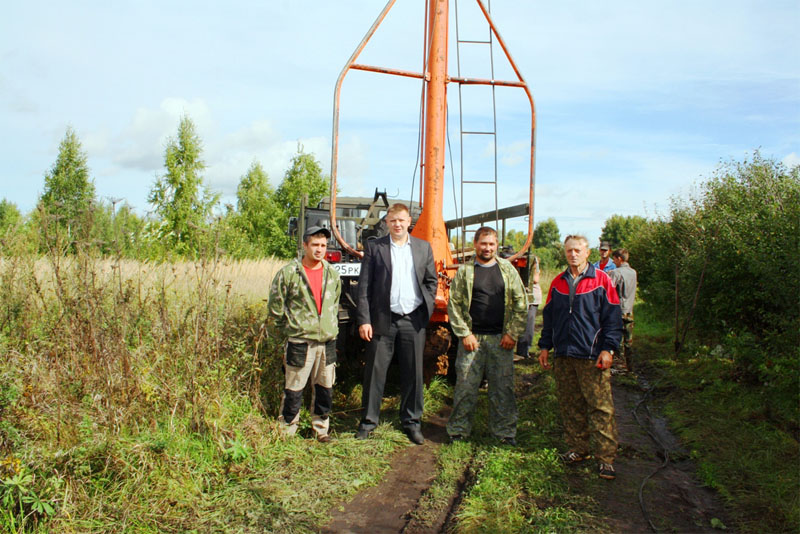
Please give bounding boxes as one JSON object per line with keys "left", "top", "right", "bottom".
{"left": 515, "top": 255, "right": 542, "bottom": 361}
{"left": 594, "top": 241, "right": 616, "bottom": 273}
{"left": 609, "top": 248, "right": 637, "bottom": 371}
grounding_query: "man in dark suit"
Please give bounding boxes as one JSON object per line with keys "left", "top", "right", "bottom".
{"left": 355, "top": 203, "right": 438, "bottom": 444}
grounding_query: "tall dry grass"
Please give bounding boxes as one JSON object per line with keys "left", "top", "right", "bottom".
{"left": 13, "top": 256, "right": 286, "bottom": 305}
{"left": 0, "top": 248, "right": 290, "bottom": 531}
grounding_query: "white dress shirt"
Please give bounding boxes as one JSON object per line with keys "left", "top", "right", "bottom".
{"left": 390, "top": 238, "right": 424, "bottom": 314}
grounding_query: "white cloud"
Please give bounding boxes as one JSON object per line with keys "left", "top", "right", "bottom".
{"left": 112, "top": 98, "right": 213, "bottom": 171}
{"left": 498, "top": 140, "right": 530, "bottom": 167}
{"left": 783, "top": 152, "right": 800, "bottom": 169}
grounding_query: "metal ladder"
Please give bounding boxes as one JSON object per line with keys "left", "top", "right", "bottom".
{"left": 453, "top": 0, "right": 500, "bottom": 246}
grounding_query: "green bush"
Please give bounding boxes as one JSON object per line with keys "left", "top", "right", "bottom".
{"left": 629, "top": 152, "right": 799, "bottom": 422}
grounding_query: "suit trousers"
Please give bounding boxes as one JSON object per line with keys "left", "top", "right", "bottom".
{"left": 359, "top": 313, "right": 425, "bottom": 432}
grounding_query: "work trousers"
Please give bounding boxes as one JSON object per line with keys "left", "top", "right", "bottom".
{"left": 447, "top": 334, "right": 517, "bottom": 440}
{"left": 278, "top": 338, "right": 335, "bottom": 438}
{"left": 515, "top": 304, "right": 539, "bottom": 357}
{"left": 621, "top": 313, "right": 635, "bottom": 369}
{"left": 359, "top": 313, "right": 425, "bottom": 432}
{"left": 553, "top": 356, "right": 617, "bottom": 463}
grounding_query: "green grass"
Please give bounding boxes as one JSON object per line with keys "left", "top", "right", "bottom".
{"left": 3, "top": 248, "right": 796, "bottom": 533}
{"left": 406, "top": 363, "right": 600, "bottom": 534}
{"left": 635, "top": 307, "right": 800, "bottom": 533}
{"left": 0, "top": 252, "right": 412, "bottom": 534}
{"left": 2, "top": 388, "right": 408, "bottom": 533}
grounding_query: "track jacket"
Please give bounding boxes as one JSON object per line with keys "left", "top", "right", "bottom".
{"left": 538, "top": 263, "right": 622, "bottom": 359}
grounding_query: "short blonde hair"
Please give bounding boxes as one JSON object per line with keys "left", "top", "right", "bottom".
{"left": 387, "top": 203, "right": 410, "bottom": 216}
{"left": 563, "top": 234, "right": 589, "bottom": 248}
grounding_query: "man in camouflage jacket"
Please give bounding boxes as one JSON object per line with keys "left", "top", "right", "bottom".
{"left": 268, "top": 226, "right": 341, "bottom": 442}
{"left": 446, "top": 227, "right": 528, "bottom": 444}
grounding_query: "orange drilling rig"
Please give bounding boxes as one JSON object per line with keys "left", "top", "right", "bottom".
{"left": 323, "top": 0, "right": 536, "bottom": 375}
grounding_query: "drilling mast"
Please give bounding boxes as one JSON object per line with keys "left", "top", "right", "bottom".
{"left": 329, "top": 0, "right": 536, "bottom": 324}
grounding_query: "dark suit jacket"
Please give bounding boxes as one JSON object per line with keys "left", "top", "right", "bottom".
{"left": 356, "top": 234, "right": 438, "bottom": 336}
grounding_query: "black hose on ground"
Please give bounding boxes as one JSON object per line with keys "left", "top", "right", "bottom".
{"left": 631, "top": 377, "right": 671, "bottom": 533}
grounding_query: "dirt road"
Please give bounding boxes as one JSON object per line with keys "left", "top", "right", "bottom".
{"left": 320, "top": 365, "right": 732, "bottom": 533}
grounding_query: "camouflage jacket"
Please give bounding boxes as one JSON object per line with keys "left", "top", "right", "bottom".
{"left": 268, "top": 259, "right": 341, "bottom": 342}
{"left": 448, "top": 257, "right": 528, "bottom": 340}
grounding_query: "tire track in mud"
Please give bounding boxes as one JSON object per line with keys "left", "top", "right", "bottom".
{"left": 320, "top": 409, "right": 453, "bottom": 534}
{"left": 320, "top": 364, "right": 734, "bottom": 533}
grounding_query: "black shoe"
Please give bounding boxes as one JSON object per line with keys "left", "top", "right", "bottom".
{"left": 449, "top": 434, "right": 466, "bottom": 443}
{"left": 500, "top": 437, "right": 517, "bottom": 447}
{"left": 355, "top": 428, "right": 373, "bottom": 440}
{"left": 404, "top": 428, "right": 424, "bottom": 445}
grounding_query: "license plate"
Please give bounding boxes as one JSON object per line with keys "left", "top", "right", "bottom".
{"left": 332, "top": 263, "right": 361, "bottom": 277}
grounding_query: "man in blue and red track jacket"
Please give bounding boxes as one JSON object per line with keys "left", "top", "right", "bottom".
{"left": 538, "top": 234, "right": 623, "bottom": 480}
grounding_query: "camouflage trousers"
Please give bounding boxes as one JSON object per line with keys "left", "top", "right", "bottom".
{"left": 446, "top": 334, "right": 517, "bottom": 440}
{"left": 621, "top": 313, "right": 634, "bottom": 369}
{"left": 553, "top": 356, "right": 617, "bottom": 463}
{"left": 278, "top": 338, "right": 335, "bottom": 439}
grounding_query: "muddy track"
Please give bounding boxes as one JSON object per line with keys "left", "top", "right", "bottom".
{"left": 320, "top": 365, "right": 733, "bottom": 534}
{"left": 573, "top": 369, "right": 733, "bottom": 533}
{"left": 320, "top": 409, "right": 452, "bottom": 534}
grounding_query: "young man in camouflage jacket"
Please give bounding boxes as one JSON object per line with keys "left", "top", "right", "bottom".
{"left": 446, "top": 227, "right": 528, "bottom": 445}
{"left": 268, "top": 226, "right": 341, "bottom": 442}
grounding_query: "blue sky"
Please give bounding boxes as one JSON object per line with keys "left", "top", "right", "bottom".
{"left": 2, "top": 1, "right": 798, "bottom": 246}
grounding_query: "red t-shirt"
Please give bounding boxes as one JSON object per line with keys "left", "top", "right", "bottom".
{"left": 304, "top": 265, "right": 324, "bottom": 314}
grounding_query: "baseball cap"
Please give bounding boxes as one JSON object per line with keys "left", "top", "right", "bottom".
{"left": 599, "top": 241, "right": 611, "bottom": 250}
{"left": 303, "top": 225, "right": 331, "bottom": 239}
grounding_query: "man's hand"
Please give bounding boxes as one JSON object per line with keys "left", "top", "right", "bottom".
{"left": 359, "top": 324, "right": 373, "bottom": 342}
{"left": 462, "top": 334, "right": 479, "bottom": 352}
{"left": 595, "top": 350, "right": 613, "bottom": 370}
{"left": 538, "top": 349, "right": 551, "bottom": 370}
{"left": 500, "top": 333, "right": 516, "bottom": 350}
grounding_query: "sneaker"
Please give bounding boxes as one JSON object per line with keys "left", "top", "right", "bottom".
{"left": 561, "top": 450, "right": 590, "bottom": 464}
{"left": 598, "top": 462, "right": 616, "bottom": 480}
{"left": 449, "top": 434, "right": 466, "bottom": 443}
{"left": 500, "top": 437, "right": 517, "bottom": 447}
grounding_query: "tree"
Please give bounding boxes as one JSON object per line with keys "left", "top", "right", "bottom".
{"left": 39, "top": 127, "right": 96, "bottom": 240}
{"left": 92, "top": 200, "right": 145, "bottom": 257}
{"left": 272, "top": 147, "right": 330, "bottom": 258}
{"left": 0, "top": 199, "right": 21, "bottom": 233}
{"left": 274, "top": 147, "right": 329, "bottom": 218}
{"left": 533, "top": 218, "right": 560, "bottom": 248}
{"left": 148, "top": 115, "right": 219, "bottom": 255}
{"left": 231, "top": 161, "right": 289, "bottom": 257}
{"left": 503, "top": 229, "right": 527, "bottom": 252}
{"left": 629, "top": 152, "right": 799, "bottom": 391}
{"left": 600, "top": 214, "right": 648, "bottom": 249}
